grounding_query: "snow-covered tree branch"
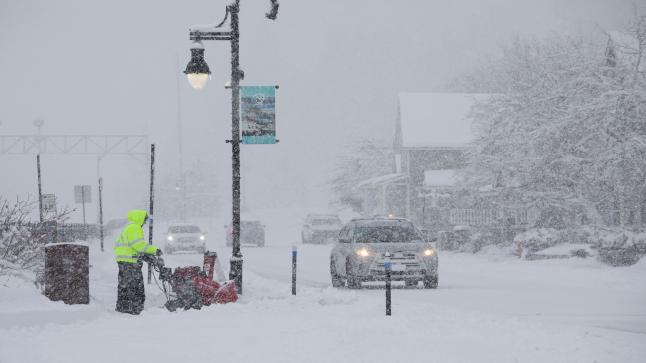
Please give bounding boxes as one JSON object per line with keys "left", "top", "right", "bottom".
{"left": 0, "top": 196, "right": 71, "bottom": 279}
{"left": 456, "top": 22, "right": 646, "bottom": 228}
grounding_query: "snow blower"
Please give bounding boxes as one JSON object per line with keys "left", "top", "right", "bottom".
{"left": 144, "top": 251, "right": 238, "bottom": 311}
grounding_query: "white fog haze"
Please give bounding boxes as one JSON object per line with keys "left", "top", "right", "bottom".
{"left": 0, "top": 0, "right": 635, "bottom": 220}
{"left": 1, "top": 1, "right": 645, "bottom": 362}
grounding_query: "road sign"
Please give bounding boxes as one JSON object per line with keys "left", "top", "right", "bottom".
{"left": 240, "top": 86, "right": 276, "bottom": 144}
{"left": 42, "top": 194, "right": 57, "bottom": 213}
{"left": 74, "top": 185, "right": 92, "bottom": 204}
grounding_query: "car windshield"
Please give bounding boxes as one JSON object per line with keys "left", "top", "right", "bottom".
{"left": 311, "top": 218, "right": 340, "bottom": 226}
{"left": 169, "top": 226, "right": 200, "bottom": 233}
{"left": 353, "top": 222, "right": 422, "bottom": 243}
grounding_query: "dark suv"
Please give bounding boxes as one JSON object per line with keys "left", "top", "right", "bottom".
{"left": 225, "top": 220, "right": 265, "bottom": 247}
{"left": 301, "top": 214, "right": 342, "bottom": 244}
{"left": 330, "top": 218, "right": 438, "bottom": 289}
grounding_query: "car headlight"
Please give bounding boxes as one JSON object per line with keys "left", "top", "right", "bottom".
{"left": 423, "top": 248, "right": 435, "bottom": 257}
{"left": 199, "top": 235, "right": 206, "bottom": 241}
{"left": 356, "top": 248, "right": 370, "bottom": 257}
{"left": 167, "top": 235, "right": 173, "bottom": 241}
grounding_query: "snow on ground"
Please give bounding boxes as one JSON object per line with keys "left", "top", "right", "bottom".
{"left": 1, "top": 208, "right": 645, "bottom": 363}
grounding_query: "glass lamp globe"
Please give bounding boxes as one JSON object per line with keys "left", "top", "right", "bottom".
{"left": 184, "top": 43, "right": 211, "bottom": 90}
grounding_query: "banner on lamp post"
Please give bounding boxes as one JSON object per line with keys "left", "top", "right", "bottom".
{"left": 240, "top": 86, "right": 276, "bottom": 144}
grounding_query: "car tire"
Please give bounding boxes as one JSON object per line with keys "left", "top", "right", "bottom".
{"left": 330, "top": 258, "right": 345, "bottom": 288}
{"left": 423, "top": 275, "right": 438, "bottom": 289}
{"left": 345, "top": 259, "right": 361, "bottom": 289}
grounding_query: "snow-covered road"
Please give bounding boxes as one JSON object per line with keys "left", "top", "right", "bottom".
{"left": 1, "top": 209, "right": 645, "bottom": 362}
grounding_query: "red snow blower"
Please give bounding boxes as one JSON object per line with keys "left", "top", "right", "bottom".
{"left": 145, "top": 251, "right": 238, "bottom": 311}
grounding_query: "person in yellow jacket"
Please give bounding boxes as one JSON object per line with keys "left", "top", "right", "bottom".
{"left": 114, "top": 209, "right": 161, "bottom": 314}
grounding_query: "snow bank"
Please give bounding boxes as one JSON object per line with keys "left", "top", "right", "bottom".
{"left": 1, "top": 209, "right": 645, "bottom": 363}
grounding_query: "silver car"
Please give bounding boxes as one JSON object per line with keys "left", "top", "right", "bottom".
{"left": 164, "top": 225, "right": 207, "bottom": 254}
{"left": 330, "top": 218, "right": 438, "bottom": 289}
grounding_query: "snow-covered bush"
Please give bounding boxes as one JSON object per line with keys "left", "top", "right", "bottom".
{"left": 513, "top": 228, "right": 563, "bottom": 256}
{"left": 0, "top": 196, "right": 69, "bottom": 281}
{"left": 587, "top": 228, "right": 646, "bottom": 266}
{"left": 512, "top": 225, "right": 645, "bottom": 265}
{"left": 467, "top": 229, "right": 500, "bottom": 253}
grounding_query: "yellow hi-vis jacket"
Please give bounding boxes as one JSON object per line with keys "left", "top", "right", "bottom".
{"left": 114, "top": 209, "right": 158, "bottom": 263}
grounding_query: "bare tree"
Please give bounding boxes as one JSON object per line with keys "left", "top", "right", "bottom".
{"left": 0, "top": 196, "right": 71, "bottom": 282}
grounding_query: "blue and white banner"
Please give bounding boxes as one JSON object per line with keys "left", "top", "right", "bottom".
{"left": 240, "top": 86, "right": 276, "bottom": 144}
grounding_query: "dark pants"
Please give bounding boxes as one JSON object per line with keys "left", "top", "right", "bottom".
{"left": 116, "top": 262, "right": 145, "bottom": 314}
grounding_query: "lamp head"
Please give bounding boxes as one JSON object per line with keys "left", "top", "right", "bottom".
{"left": 184, "top": 41, "right": 211, "bottom": 90}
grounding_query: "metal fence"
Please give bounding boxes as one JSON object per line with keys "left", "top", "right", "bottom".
{"left": 26, "top": 222, "right": 100, "bottom": 243}
{"left": 448, "top": 208, "right": 538, "bottom": 227}
{"left": 57, "top": 223, "right": 100, "bottom": 242}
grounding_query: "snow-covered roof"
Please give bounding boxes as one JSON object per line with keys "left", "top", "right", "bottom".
{"left": 397, "top": 93, "right": 489, "bottom": 149}
{"left": 357, "top": 173, "right": 407, "bottom": 188}
{"left": 424, "top": 169, "right": 459, "bottom": 187}
{"left": 607, "top": 31, "right": 639, "bottom": 53}
{"left": 606, "top": 31, "right": 643, "bottom": 71}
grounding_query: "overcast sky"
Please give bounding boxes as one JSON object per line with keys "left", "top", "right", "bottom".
{"left": 0, "top": 0, "right": 638, "bottom": 222}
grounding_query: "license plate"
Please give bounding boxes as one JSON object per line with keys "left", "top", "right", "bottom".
{"left": 390, "top": 264, "right": 406, "bottom": 272}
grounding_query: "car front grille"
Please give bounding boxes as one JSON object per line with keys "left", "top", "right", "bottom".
{"left": 377, "top": 252, "right": 417, "bottom": 261}
{"left": 178, "top": 237, "right": 198, "bottom": 243}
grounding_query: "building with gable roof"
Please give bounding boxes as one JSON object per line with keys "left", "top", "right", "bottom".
{"left": 358, "top": 92, "right": 495, "bottom": 230}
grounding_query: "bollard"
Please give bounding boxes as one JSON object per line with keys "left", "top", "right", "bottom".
{"left": 292, "top": 245, "right": 297, "bottom": 295}
{"left": 384, "top": 252, "right": 392, "bottom": 316}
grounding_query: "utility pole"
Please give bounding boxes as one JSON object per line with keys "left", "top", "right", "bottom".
{"left": 97, "top": 155, "right": 104, "bottom": 251}
{"left": 37, "top": 154, "right": 43, "bottom": 223}
{"left": 98, "top": 177, "right": 104, "bottom": 252}
{"left": 147, "top": 143, "right": 155, "bottom": 284}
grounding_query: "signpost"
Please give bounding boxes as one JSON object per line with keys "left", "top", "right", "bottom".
{"left": 42, "top": 194, "right": 57, "bottom": 214}
{"left": 240, "top": 86, "right": 277, "bottom": 144}
{"left": 42, "top": 193, "right": 57, "bottom": 244}
{"left": 74, "top": 185, "right": 91, "bottom": 239}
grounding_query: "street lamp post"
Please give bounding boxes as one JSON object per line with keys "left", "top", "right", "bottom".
{"left": 185, "top": 0, "right": 278, "bottom": 294}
